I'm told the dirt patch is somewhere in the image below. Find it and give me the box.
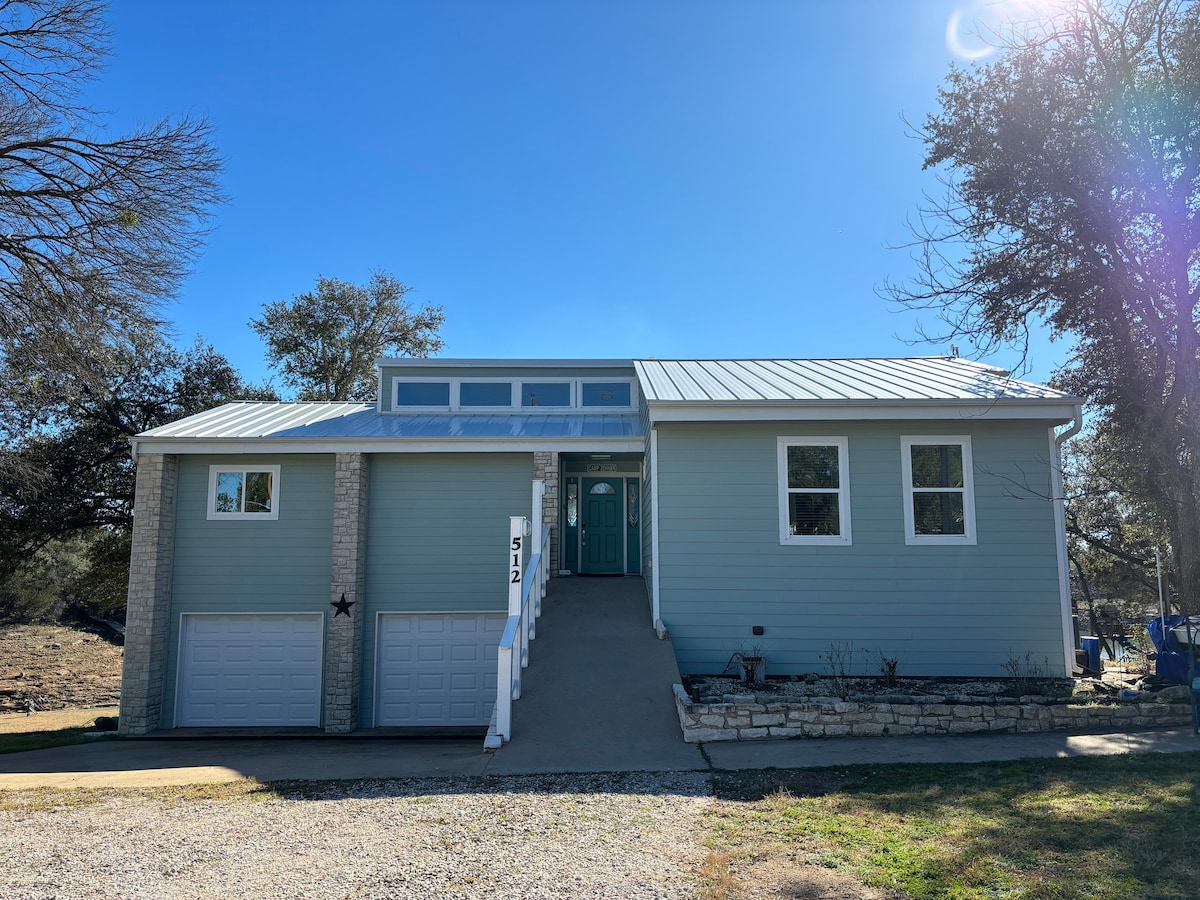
[0,624,122,713]
[0,706,120,734]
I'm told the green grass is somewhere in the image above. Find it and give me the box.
[0,725,112,755]
[707,752,1200,899]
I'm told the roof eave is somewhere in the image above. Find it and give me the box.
[131,435,645,456]
[645,397,1081,423]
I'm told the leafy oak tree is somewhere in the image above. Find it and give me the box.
[250,271,445,401]
[888,0,1200,612]
[0,0,222,346]
[0,316,275,619]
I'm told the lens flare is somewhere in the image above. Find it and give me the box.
[946,9,997,60]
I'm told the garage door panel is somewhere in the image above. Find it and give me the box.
[450,644,481,663]
[376,613,505,727]
[417,618,447,635]
[449,672,480,691]
[177,614,323,727]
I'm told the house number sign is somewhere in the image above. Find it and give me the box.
[586,464,617,472]
[510,535,522,584]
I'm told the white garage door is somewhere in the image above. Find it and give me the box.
[376,613,504,726]
[176,613,323,727]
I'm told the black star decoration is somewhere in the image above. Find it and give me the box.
[331,594,356,618]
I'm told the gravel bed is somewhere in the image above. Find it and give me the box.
[1,772,713,899]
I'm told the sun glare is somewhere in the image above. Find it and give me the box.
[946,0,1070,61]
[946,9,997,60]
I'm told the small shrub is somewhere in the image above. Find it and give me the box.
[1002,650,1051,694]
[821,641,855,698]
[868,648,901,687]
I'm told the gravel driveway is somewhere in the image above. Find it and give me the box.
[1,772,713,899]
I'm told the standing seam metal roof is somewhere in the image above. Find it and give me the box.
[137,357,1074,441]
[137,403,641,440]
[633,357,1074,403]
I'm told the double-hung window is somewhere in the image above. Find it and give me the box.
[208,465,280,520]
[901,436,976,544]
[777,437,851,545]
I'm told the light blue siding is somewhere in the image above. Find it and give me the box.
[163,455,335,725]
[655,421,1066,677]
[360,453,534,725]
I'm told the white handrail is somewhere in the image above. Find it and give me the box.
[487,483,552,748]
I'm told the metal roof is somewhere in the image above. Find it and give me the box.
[137,402,373,439]
[633,358,1074,403]
[137,357,1076,449]
[137,402,641,441]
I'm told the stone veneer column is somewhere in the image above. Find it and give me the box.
[118,453,178,735]
[324,452,369,732]
[533,451,559,575]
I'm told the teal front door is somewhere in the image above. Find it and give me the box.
[581,478,623,574]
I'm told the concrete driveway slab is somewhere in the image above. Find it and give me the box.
[0,738,492,789]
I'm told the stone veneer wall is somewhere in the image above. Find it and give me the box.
[324,452,369,733]
[673,684,1192,743]
[119,453,178,735]
[533,451,559,575]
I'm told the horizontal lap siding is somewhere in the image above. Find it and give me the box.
[656,422,1065,677]
[360,453,533,726]
[164,455,335,725]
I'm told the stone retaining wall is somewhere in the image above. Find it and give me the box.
[673,684,1192,743]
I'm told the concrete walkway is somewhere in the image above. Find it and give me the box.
[491,575,700,773]
[0,574,1196,789]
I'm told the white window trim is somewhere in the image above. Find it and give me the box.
[518,379,576,410]
[576,377,637,411]
[391,377,452,412]
[900,435,976,545]
[455,377,517,411]
[207,465,281,521]
[777,436,852,546]
[388,376,638,414]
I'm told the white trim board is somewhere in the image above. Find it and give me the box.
[646,401,1079,423]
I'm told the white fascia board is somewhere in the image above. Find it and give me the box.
[132,437,645,455]
[645,400,1080,424]
[377,357,633,369]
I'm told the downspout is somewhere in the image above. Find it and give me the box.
[1050,404,1084,676]
[129,438,139,462]
[650,427,663,635]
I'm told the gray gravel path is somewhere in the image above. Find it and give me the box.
[1,773,713,899]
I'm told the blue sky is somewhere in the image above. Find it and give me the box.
[86,0,1067,388]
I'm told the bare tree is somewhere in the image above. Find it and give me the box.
[0,0,222,343]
